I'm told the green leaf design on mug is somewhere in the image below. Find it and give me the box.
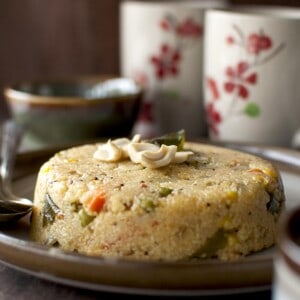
[161,89,180,101]
[244,102,260,118]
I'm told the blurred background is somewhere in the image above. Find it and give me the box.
[0,0,299,121]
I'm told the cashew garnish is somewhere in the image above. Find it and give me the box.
[94,134,142,161]
[93,140,122,162]
[127,142,160,164]
[173,151,194,163]
[94,134,194,168]
[140,145,177,168]
[110,138,131,158]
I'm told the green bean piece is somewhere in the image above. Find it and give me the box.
[191,229,228,259]
[159,186,173,197]
[79,208,95,227]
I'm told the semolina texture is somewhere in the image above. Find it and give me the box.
[30,142,285,261]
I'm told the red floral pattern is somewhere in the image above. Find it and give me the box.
[205,77,222,135]
[150,44,181,79]
[133,70,149,88]
[247,33,272,55]
[137,101,154,122]
[206,103,222,136]
[160,16,202,38]
[207,77,219,100]
[132,13,203,137]
[224,61,257,99]
[160,19,171,31]
[226,36,235,45]
[205,26,285,137]
[151,14,202,80]
[176,18,202,37]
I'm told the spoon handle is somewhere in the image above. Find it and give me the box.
[0,120,24,197]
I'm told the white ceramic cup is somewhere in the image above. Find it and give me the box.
[204,7,300,147]
[120,0,228,138]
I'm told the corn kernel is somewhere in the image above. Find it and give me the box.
[41,165,51,173]
[67,158,78,163]
[220,215,232,228]
[228,234,238,246]
[262,168,277,178]
[226,190,238,201]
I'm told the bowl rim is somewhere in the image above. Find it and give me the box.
[4,75,143,106]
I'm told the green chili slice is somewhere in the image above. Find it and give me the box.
[43,193,62,226]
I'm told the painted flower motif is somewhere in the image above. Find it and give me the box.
[224,61,257,99]
[160,19,171,31]
[132,101,158,138]
[160,16,202,38]
[226,35,235,45]
[133,70,148,88]
[150,14,202,80]
[247,33,272,55]
[137,101,154,122]
[205,25,284,135]
[176,18,202,38]
[150,44,181,79]
[207,77,219,101]
[206,103,222,136]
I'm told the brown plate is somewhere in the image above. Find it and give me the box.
[0,144,299,296]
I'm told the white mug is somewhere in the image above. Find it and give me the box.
[120,0,228,138]
[204,6,300,147]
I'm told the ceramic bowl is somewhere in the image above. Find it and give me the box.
[4,75,143,148]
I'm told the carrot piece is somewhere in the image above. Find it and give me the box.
[87,193,106,213]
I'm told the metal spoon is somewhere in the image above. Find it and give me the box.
[0,120,33,222]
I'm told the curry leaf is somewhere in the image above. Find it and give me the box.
[148,129,185,151]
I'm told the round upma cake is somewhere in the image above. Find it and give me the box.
[30,137,285,261]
